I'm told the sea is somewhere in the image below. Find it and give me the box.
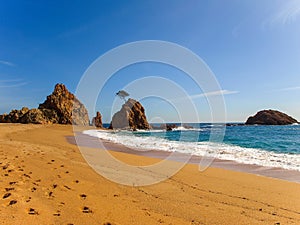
[83,123,300,172]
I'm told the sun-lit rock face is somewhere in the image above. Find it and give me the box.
[0,83,89,125]
[110,98,150,130]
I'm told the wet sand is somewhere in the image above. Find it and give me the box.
[0,124,299,224]
[69,131,300,183]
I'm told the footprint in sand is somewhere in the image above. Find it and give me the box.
[63,185,71,190]
[5,187,14,192]
[3,193,11,199]
[53,210,61,216]
[28,208,38,215]
[79,194,87,200]
[2,164,9,170]
[82,206,92,213]
[44,189,54,198]
[8,200,17,206]
[31,187,37,192]
[23,173,31,179]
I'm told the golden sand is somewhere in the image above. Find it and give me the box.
[0,124,299,224]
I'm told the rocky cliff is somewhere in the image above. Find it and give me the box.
[245,110,298,125]
[110,98,150,130]
[0,83,89,125]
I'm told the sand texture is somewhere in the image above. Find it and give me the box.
[0,124,299,225]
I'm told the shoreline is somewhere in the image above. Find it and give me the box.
[70,131,300,184]
[1,124,300,224]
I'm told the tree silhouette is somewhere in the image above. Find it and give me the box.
[116,90,129,102]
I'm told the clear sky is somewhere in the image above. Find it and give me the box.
[1,0,300,123]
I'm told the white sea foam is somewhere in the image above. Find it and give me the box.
[83,129,300,171]
[172,126,203,131]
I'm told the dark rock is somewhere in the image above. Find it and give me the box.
[245,110,298,125]
[110,98,150,130]
[91,111,103,128]
[166,124,178,131]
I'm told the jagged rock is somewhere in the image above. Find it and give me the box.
[110,98,150,130]
[0,107,29,123]
[92,111,103,128]
[166,124,178,131]
[19,109,54,124]
[38,83,89,125]
[0,114,6,123]
[245,110,298,125]
[0,83,89,125]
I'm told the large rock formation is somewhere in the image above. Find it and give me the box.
[92,111,103,128]
[39,83,89,125]
[110,98,150,130]
[0,83,89,125]
[245,110,298,125]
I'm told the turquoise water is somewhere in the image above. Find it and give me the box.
[86,123,300,171]
[103,123,300,154]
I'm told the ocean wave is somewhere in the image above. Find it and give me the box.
[83,129,300,171]
[171,126,203,131]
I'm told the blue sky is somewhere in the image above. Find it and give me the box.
[1,0,300,122]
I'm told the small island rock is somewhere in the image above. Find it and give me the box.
[245,110,298,125]
[110,98,150,130]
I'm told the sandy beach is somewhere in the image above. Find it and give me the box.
[0,124,300,225]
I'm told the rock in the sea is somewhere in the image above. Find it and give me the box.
[110,98,150,130]
[92,111,103,128]
[0,83,89,125]
[38,83,89,125]
[245,110,298,125]
[163,124,178,131]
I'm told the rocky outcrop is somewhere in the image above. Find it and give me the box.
[0,83,89,125]
[110,98,150,130]
[92,111,103,128]
[19,108,59,124]
[38,83,89,125]
[0,107,57,124]
[0,107,29,123]
[245,110,298,125]
[158,124,178,131]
